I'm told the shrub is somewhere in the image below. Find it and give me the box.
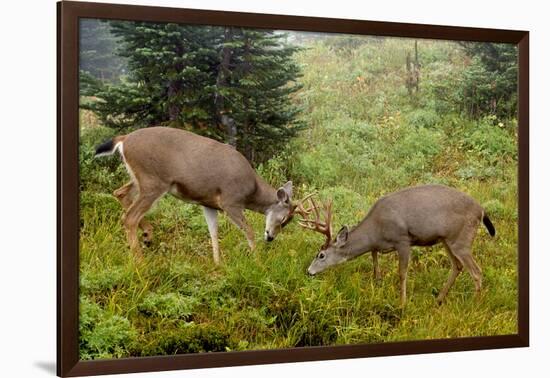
[296,146,344,187]
[140,324,235,355]
[256,150,294,187]
[391,127,443,181]
[462,118,516,163]
[80,267,128,294]
[79,297,137,359]
[139,292,199,320]
[456,160,500,181]
[405,108,441,128]
[482,199,515,220]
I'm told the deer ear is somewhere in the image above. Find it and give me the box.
[277,181,292,203]
[276,188,289,203]
[283,181,293,198]
[336,226,349,244]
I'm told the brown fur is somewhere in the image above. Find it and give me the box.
[307,185,494,307]
[99,127,293,263]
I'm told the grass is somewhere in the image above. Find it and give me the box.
[78,37,518,359]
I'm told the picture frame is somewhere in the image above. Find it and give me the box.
[57,1,529,376]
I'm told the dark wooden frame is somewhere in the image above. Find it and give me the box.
[57,1,529,376]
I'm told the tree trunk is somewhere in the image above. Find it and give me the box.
[414,40,420,93]
[405,41,420,97]
[222,114,237,146]
[167,81,180,122]
[242,36,255,163]
[406,52,412,96]
[215,27,237,146]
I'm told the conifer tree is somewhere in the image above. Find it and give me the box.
[214,28,303,162]
[81,22,303,164]
[81,21,220,131]
[458,42,517,118]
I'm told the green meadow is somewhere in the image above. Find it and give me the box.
[79,37,518,359]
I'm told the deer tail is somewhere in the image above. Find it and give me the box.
[482,213,496,237]
[94,135,126,157]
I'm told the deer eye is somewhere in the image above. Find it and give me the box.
[318,252,326,260]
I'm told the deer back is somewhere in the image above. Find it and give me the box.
[357,184,485,248]
[122,127,262,209]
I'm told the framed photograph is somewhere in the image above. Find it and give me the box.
[57,1,529,376]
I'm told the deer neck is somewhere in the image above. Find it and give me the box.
[247,177,278,214]
[345,228,374,258]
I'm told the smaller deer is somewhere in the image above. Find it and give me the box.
[297,185,495,307]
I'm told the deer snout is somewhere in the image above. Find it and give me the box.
[264,230,274,242]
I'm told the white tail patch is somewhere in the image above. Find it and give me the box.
[118,142,138,184]
[94,151,114,158]
[94,140,124,158]
[114,141,123,154]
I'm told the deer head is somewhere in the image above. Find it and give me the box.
[295,196,354,275]
[264,181,294,241]
[306,225,353,275]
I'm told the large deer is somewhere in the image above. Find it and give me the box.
[95,126,298,264]
[297,185,495,307]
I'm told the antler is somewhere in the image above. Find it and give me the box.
[291,192,316,218]
[295,196,333,248]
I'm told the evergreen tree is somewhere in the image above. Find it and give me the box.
[81,22,303,164]
[214,28,303,162]
[81,21,221,132]
[458,42,518,118]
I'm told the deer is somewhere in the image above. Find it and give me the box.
[296,185,496,307]
[95,126,301,264]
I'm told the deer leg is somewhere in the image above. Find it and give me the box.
[372,251,382,282]
[460,253,483,294]
[436,242,464,304]
[447,231,482,297]
[203,206,220,265]
[396,245,411,308]
[122,190,164,259]
[114,181,154,246]
[223,206,256,250]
